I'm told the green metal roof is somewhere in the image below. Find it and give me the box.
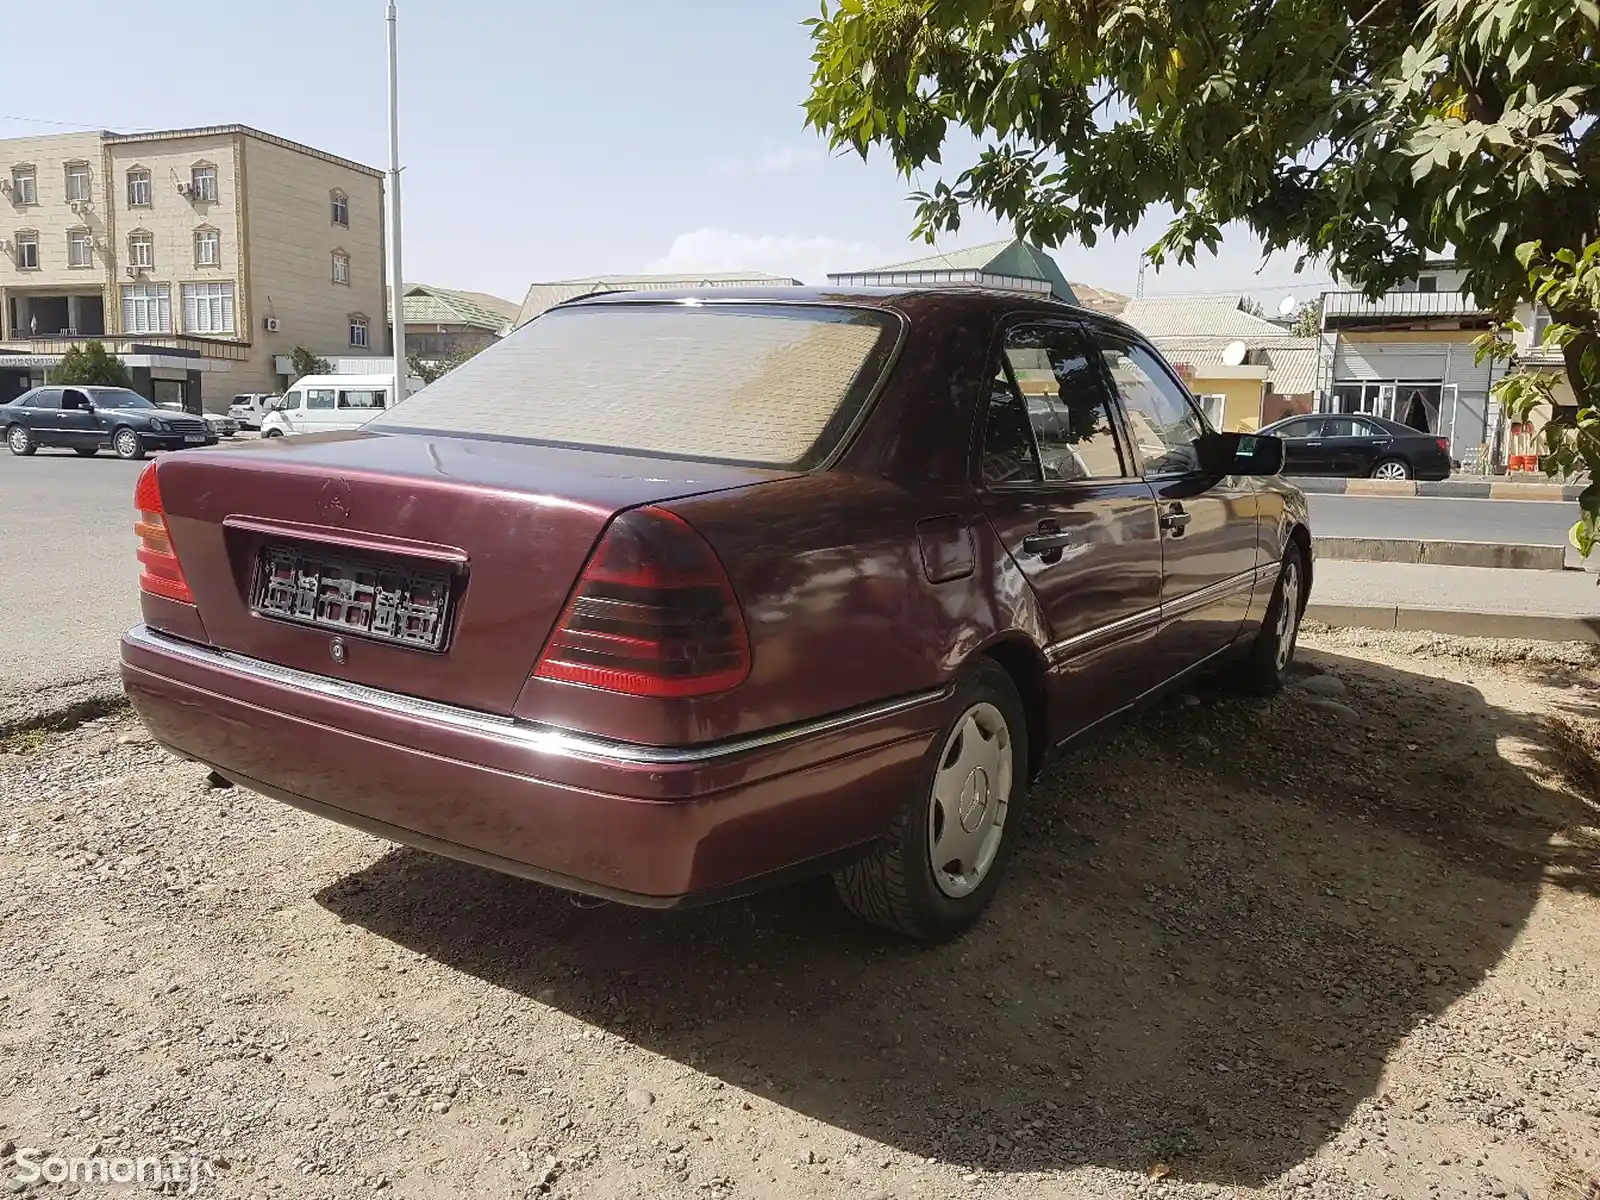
[401,284,519,333]
[831,238,1078,303]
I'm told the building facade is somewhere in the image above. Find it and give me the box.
[0,125,388,410]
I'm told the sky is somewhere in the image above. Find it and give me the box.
[2,0,1335,312]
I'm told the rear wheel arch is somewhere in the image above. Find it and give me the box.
[972,634,1049,780]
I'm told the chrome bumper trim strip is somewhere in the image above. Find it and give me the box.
[123,625,952,766]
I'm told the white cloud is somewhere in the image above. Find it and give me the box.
[647,228,882,284]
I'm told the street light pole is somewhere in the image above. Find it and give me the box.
[386,0,407,400]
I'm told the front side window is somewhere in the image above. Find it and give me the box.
[331,190,349,227]
[369,303,902,470]
[121,283,172,334]
[11,166,36,206]
[128,231,154,270]
[191,163,217,202]
[992,324,1127,484]
[337,388,386,410]
[1273,417,1321,439]
[84,389,154,410]
[182,282,234,334]
[67,228,92,268]
[15,230,38,269]
[127,168,151,208]
[195,227,220,267]
[332,250,350,285]
[1089,331,1208,476]
[306,388,337,410]
[64,162,91,203]
[348,315,368,348]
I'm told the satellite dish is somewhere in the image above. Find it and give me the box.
[1222,340,1249,367]
[1278,295,1298,317]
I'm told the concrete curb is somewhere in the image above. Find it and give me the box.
[1305,602,1600,643]
[1287,476,1583,501]
[1312,536,1567,571]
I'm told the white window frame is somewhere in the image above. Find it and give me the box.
[67,229,92,268]
[195,228,220,268]
[11,166,36,206]
[1197,393,1227,429]
[331,250,350,285]
[121,283,172,335]
[181,282,235,335]
[128,231,154,270]
[190,163,218,203]
[15,231,39,269]
[127,169,151,208]
[331,190,349,227]
[348,315,369,348]
[64,162,91,204]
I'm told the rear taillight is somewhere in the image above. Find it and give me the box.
[1436,438,1450,453]
[133,463,193,604]
[535,506,750,698]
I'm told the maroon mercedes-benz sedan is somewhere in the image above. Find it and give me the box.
[120,288,1310,939]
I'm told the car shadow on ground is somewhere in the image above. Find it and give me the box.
[317,648,1598,1187]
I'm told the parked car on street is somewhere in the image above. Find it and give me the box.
[258,374,400,438]
[119,288,1310,939]
[202,413,239,439]
[3,386,216,459]
[1259,412,1452,481]
[227,393,282,431]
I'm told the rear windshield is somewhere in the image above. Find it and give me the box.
[368,302,901,468]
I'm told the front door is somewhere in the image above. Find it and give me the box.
[976,321,1162,742]
[1084,327,1261,677]
[57,388,97,448]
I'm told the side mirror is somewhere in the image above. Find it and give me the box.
[1196,431,1284,477]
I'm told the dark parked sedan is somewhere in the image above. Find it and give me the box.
[1260,412,1452,481]
[3,386,216,459]
[120,287,1312,939]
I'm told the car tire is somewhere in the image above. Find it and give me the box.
[1228,543,1306,695]
[113,428,146,460]
[74,447,98,457]
[1370,457,1412,481]
[6,424,35,456]
[833,658,1029,940]
[264,428,283,438]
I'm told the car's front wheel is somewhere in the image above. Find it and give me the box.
[1370,457,1412,481]
[833,659,1028,940]
[1228,543,1306,694]
[113,428,146,460]
[6,425,35,456]
[264,428,284,438]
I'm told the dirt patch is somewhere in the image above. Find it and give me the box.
[0,631,1598,1199]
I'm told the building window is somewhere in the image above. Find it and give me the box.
[64,162,91,204]
[1533,306,1553,346]
[195,227,220,267]
[128,231,154,271]
[182,282,235,335]
[190,163,217,202]
[331,249,350,285]
[349,314,369,348]
[331,190,349,227]
[67,228,92,268]
[127,168,151,208]
[10,165,36,206]
[1417,275,1438,294]
[14,230,39,269]
[121,283,172,334]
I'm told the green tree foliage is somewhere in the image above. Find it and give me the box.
[805,0,1600,539]
[289,346,332,382]
[1290,299,1323,339]
[52,342,132,388]
[407,341,486,387]
[1240,297,1267,319]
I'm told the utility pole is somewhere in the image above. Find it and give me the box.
[386,0,407,400]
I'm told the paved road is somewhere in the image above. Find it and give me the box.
[0,450,143,722]
[1308,493,1577,545]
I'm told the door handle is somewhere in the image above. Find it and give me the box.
[1160,505,1192,536]
[1022,530,1073,555]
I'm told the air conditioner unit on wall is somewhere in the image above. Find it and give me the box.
[264,317,281,333]
[177,182,192,197]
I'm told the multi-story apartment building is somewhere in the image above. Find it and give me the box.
[0,125,387,410]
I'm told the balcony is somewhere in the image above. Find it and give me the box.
[0,333,251,362]
[1322,290,1489,327]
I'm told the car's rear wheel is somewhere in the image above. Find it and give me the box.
[6,425,35,456]
[1370,457,1412,481]
[113,428,146,460]
[1227,543,1305,695]
[833,659,1028,940]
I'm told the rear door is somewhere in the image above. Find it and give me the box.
[1084,324,1260,677]
[976,320,1162,736]
[23,388,64,445]
[1322,415,1386,475]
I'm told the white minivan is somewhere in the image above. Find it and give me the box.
[259,374,406,438]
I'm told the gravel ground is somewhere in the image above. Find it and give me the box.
[1,629,1598,1200]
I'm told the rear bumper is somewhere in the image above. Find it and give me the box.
[120,625,947,905]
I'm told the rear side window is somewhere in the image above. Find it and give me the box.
[338,389,387,410]
[24,390,61,410]
[369,303,901,469]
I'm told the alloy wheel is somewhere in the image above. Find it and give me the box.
[8,427,26,453]
[1275,558,1302,672]
[1372,460,1411,481]
[927,702,1013,899]
[116,430,138,458]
